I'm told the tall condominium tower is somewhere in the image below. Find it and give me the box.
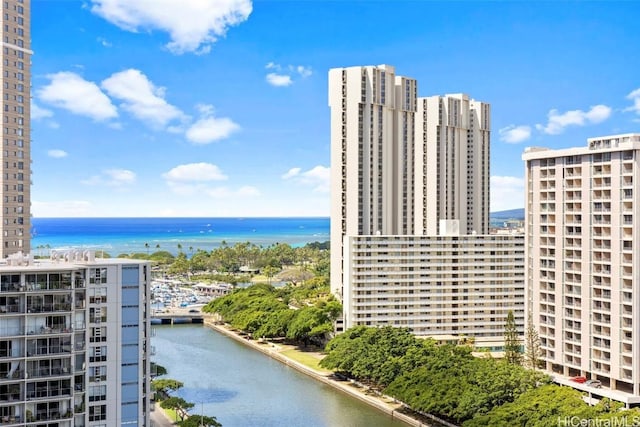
[1,0,31,257]
[524,134,640,403]
[0,251,151,425]
[328,65,417,297]
[329,65,521,346]
[415,94,491,236]
[329,65,491,298]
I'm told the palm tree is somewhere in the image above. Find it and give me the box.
[145,243,150,255]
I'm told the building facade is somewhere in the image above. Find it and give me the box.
[328,65,491,298]
[524,133,640,400]
[342,234,524,348]
[329,64,418,297]
[0,0,31,257]
[0,250,151,426]
[328,64,523,344]
[415,94,490,236]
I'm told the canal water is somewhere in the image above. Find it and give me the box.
[152,324,409,427]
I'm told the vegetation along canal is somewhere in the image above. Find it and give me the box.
[152,324,409,427]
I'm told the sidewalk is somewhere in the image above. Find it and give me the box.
[204,320,453,427]
[150,405,175,427]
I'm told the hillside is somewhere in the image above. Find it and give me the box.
[490,208,524,219]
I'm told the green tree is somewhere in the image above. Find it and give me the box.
[145,242,150,255]
[504,310,522,365]
[524,314,542,370]
[169,253,190,275]
[178,415,222,427]
[150,362,167,377]
[262,266,279,285]
[151,378,183,397]
[161,397,194,421]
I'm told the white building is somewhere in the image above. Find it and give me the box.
[0,250,151,425]
[523,133,640,403]
[0,0,31,257]
[343,234,524,348]
[329,64,418,298]
[329,64,521,345]
[415,94,491,236]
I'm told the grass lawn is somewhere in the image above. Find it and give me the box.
[157,401,183,424]
[281,349,332,373]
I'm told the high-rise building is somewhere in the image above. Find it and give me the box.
[1,0,31,257]
[0,250,152,425]
[329,65,417,297]
[329,65,523,347]
[524,133,640,403]
[415,94,490,236]
[329,65,491,298]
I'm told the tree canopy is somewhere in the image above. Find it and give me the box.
[320,326,549,424]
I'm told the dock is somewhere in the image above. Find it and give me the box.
[150,307,207,325]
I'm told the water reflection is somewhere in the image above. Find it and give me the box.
[152,324,408,427]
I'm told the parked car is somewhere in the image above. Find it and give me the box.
[585,379,602,388]
[571,376,587,383]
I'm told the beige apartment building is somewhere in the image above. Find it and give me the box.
[0,0,31,257]
[342,233,524,348]
[329,64,523,344]
[524,133,640,402]
[415,94,491,236]
[328,65,491,298]
[328,65,418,298]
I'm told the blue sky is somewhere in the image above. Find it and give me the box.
[31,0,640,217]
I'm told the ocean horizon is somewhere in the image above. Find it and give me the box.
[31,217,330,257]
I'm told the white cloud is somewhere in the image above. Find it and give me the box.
[90,0,252,54]
[536,104,612,135]
[491,176,525,212]
[82,168,136,186]
[237,185,260,196]
[101,69,185,128]
[97,36,112,47]
[32,200,93,217]
[37,72,118,121]
[162,163,228,182]
[185,104,240,144]
[498,125,531,144]
[47,149,68,158]
[283,165,330,193]
[296,65,312,78]
[162,163,259,198]
[625,88,640,115]
[264,62,312,87]
[266,73,293,87]
[31,102,54,120]
[282,167,301,179]
[104,169,136,185]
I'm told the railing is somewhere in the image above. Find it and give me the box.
[0,305,22,315]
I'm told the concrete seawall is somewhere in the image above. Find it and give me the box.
[204,320,457,427]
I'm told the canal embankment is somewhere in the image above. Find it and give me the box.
[204,318,457,427]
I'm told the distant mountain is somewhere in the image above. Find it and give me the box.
[490,208,524,219]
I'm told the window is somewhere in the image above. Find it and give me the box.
[89,404,107,421]
[90,268,108,284]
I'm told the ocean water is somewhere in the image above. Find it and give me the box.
[30,217,330,256]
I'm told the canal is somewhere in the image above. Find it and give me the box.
[152,324,409,427]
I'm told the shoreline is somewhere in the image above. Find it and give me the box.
[204,319,456,427]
